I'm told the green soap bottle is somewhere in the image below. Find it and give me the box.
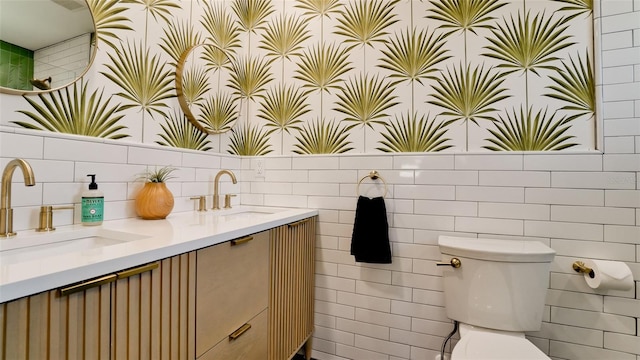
[82,174,104,226]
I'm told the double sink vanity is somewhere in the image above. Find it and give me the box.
[0,204,318,360]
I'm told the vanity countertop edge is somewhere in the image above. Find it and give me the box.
[0,206,318,303]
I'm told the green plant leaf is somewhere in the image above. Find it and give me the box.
[227,124,273,156]
[227,55,275,102]
[201,2,242,53]
[293,117,354,154]
[294,42,353,93]
[295,0,342,19]
[482,10,575,76]
[335,73,400,129]
[121,0,181,24]
[378,27,451,85]
[155,110,213,151]
[136,165,178,182]
[258,84,311,134]
[544,50,595,120]
[483,106,578,151]
[13,81,129,139]
[195,93,240,133]
[377,112,454,152]
[334,0,400,47]
[426,0,507,36]
[259,14,311,61]
[86,0,133,50]
[428,63,510,125]
[552,0,593,20]
[159,19,203,67]
[100,40,176,118]
[231,0,275,34]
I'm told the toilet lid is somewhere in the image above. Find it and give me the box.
[452,330,550,360]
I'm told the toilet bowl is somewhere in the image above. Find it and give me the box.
[438,236,555,360]
[451,323,549,360]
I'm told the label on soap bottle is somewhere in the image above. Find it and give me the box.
[82,196,104,224]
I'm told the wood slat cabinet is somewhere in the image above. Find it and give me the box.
[1,216,316,360]
[111,253,196,360]
[0,253,195,360]
[269,217,316,360]
[0,281,112,359]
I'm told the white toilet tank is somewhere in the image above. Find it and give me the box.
[438,236,555,332]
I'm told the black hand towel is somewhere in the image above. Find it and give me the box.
[350,196,392,264]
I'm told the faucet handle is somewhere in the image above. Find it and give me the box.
[190,196,207,212]
[224,194,237,209]
[36,205,75,232]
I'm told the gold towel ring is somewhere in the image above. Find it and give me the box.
[357,171,388,198]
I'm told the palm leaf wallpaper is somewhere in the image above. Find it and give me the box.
[159,19,203,67]
[201,2,242,54]
[155,110,213,151]
[482,11,575,77]
[86,0,133,50]
[100,40,175,119]
[484,106,578,151]
[8,0,595,153]
[13,81,129,139]
[426,0,507,36]
[377,112,454,152]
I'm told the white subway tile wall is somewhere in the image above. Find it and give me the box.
[0,3,638,360]
[34,34,91,88]
[0,127,241,227]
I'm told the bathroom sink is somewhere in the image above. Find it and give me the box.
[217,210,278,222]
[173,207,286,226]
[0,228,148,265]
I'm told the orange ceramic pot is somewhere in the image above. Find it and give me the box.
[135,182,174,220]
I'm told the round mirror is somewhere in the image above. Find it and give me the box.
[0,0,95,95]
[175,44,241,135]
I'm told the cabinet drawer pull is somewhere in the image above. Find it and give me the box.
[228,323,251,340]
[288,218,311,228]
[230,236,253,246]
[116,261,159,279]
[59,274,117,296]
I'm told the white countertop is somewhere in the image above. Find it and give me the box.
[0,206,318,303]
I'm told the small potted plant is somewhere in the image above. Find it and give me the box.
[135,166,177,220]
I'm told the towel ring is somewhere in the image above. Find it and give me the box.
[357,171,388,198]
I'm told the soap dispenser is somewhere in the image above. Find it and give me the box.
[82,174,104,226]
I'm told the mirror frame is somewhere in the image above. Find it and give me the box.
[0,0,97,95]
[175,43,239,135]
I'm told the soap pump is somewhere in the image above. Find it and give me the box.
[82,174,104,226]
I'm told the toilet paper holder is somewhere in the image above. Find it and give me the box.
[572,261,595,278]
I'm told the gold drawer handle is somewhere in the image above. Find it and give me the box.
[116,262,159,279]
[230,236,253,246]
[59,262,159,296]
[59,274,117,296]
[288,218,311,227]
[228,323,251,340]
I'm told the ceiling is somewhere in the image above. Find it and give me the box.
[0,0,94,51]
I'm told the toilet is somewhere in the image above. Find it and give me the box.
[438,236,556,360]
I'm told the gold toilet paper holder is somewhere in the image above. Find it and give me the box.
[572,261,595,278]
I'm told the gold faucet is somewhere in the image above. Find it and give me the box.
[1,159,36,237]
[213,170,237,210]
